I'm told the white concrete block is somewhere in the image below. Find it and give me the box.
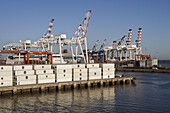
[14,65,33,70]
[56,77,72,83]
[0,66,12,71]
[17,75,36,81]
[15,70,34,75]
[73,68,87,73]
[86,64,99,68]
[56,73,72,78]
[72,64,85,68]
[38,79,55,84]
[54,69,72,75]
[37,74,55,79]
[0,71,13,76]
[52,64,72,70]
[0,75,13,81]
[35,69,53,74]
[73,75,87,81]
[17,79,36,86]
[88,68,101,80]
[0,81,13,87]
[34,65,51,70]
[102,72,115,79]
[100,63,115,68]
[102,67,115,72]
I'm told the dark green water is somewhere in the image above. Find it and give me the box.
[1,72,170,113]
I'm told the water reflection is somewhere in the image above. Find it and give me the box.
[0,86,115,112]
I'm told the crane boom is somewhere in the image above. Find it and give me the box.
[83,10,92,35]
[100,39,106,51]
[92,40,99,52]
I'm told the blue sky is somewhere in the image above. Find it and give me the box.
[0,0,170,60]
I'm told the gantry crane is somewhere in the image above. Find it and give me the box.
[69,10,92,63]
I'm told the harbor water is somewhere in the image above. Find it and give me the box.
[1,72,170,112]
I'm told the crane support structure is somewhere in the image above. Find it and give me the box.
[0,50,53,64]
[102,28,145,62]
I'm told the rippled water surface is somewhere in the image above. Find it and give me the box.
[1,72,170,113]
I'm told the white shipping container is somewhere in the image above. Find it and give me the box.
[54,69,72,75]
[57,73,72,79]
[102,72,115,79]
[14,65,33,70]
[73,75,87,81]
[34,65,51,70]
[17,75,36,81]
[15,70,34,75]
[35,69,53,74]
[0,81,13,87]
[102,68,115,72]
[100,63,115,68]
[17,79,36,86]
[38,74,55,79]
[0,71,13,76]
[72,64,85,68]
[52,64,72,70]
[86,64,99,68]
[38,79,55,84]
[0,66,12,71]
[0,75,13,81]
[73,72,87,77]
[88,68,101,80]
[56,77,72,83]
[73,68,87,73]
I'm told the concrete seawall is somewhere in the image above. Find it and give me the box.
[0,77,135,95]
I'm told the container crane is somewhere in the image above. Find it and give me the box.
[99,39,106,51]
[135,28,142,54]
[69,10,92,63]
[92,40,99,53]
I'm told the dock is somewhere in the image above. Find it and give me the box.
[0,77,135,95]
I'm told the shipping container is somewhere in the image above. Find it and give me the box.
[0,66,12,71]
[56,77,72,83]
[54,69,72,75]
[86,64,99,68]
[0,81,13,87]
[0,75,13,81]
[99,63,115,68]
[102,72,115,79]
[34,65,51,70]
[35,69,53,75]
[102,68,115,72]
[56,73,72,79]
[17,80,36,86]
[14,65,33,70]
[0,71,13,76]
[88,68,101,80]
[16,75,36,81]
[38,79,55,84]
[72,64,85,68]
[73,68,87,73]
[14,70,34,75]
[37,74,55,79]
[73,72,88,81]
[52,64,72,70]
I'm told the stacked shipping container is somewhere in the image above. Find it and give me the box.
[14,65,36,85]
[34,65,55,84]
[0,66,13,87]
